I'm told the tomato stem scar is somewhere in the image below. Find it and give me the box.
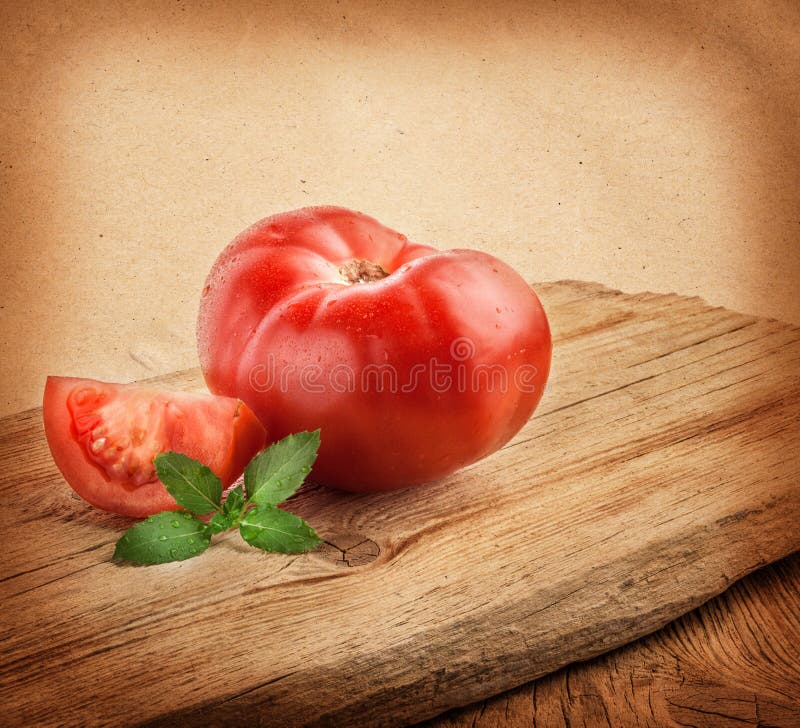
[338,259,389,284]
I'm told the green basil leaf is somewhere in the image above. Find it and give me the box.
[244,430,320,506]
[222,484,245,519]
[113,512,211,564]
[207,512,232,535]
[155,452,222,515]
[239,505,322,554]
[206,484,245,534]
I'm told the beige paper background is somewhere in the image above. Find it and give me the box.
[1,0,798,417]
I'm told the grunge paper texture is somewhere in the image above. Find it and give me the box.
[1,0,798,416]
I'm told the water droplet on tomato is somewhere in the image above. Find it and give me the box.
[169,549,179,559]
[171,519,181,528]
[159,535,168,541]
[187,537,195,545]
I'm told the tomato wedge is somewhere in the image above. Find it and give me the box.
[43,376,267,517]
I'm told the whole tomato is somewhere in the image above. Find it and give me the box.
[197,206,551,491]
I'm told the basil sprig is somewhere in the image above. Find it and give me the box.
[113,430,322,565]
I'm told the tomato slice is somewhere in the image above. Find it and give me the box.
[43,376,267,517]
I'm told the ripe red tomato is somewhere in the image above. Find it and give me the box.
[43,377,266,517]
[198,206,551,492]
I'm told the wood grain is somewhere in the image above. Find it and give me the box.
[1,280,799,727]
[426,552,800,727]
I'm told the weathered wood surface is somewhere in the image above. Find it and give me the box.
[427,552,800,727]
[0,280,798,727]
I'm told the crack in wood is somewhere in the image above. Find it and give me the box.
[626,321,760,369]
[318,534,380,567]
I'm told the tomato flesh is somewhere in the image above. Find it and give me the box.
[43,377,267,517]
[197,206,552,492]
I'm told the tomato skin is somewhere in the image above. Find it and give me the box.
[43,377,267,517]
[198,206,551,492]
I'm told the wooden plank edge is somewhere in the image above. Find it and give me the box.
[141,492,800,727]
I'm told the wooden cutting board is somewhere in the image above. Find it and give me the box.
[1,280,798,727]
